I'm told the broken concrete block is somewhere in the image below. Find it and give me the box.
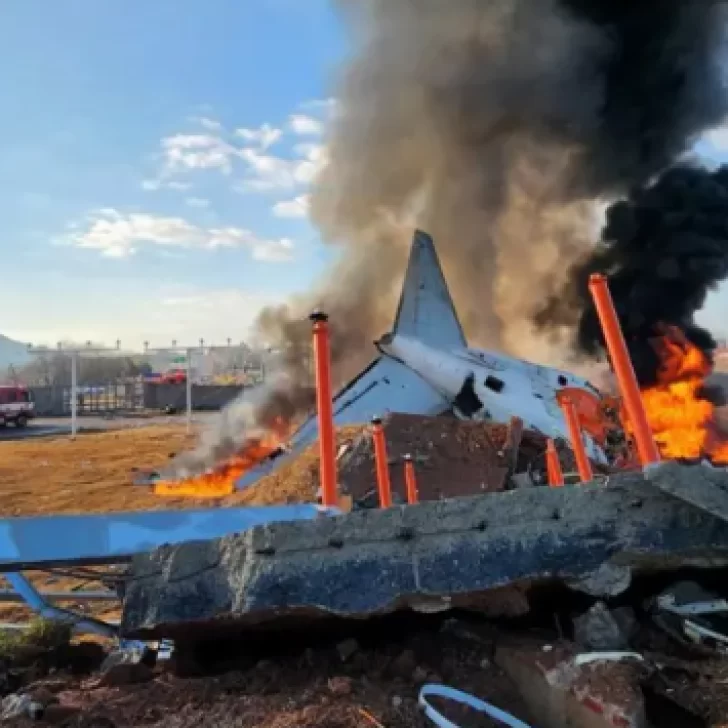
[121,471,728,641]
[495,639,647,728]
[574,602,630,651]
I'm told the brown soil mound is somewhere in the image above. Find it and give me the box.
[336,413,551,504]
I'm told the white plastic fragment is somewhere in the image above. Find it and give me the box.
[574,651,645,667]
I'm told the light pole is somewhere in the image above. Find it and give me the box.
[142,341,207,433]
[27,340,122,439]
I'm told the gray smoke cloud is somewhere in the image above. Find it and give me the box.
[170,0,728,477]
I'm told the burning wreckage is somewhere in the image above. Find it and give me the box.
[4,230,728,639]
[119,230,728,646]
[4,225,728,723]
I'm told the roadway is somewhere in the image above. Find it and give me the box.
[0,412,220,441]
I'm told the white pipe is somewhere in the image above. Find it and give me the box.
[419,684,532,728]
[574,651,644,667]
[70,351,78,439]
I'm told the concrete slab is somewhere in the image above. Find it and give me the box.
[121,468,728,641]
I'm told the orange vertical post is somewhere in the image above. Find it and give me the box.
[545,438,564,487]
[371,417,393,508]
[588,274,661,467]
[561,397,594,482]
[309,311,338,508]
[404,453,419,504]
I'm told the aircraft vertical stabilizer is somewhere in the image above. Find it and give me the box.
[391,230,467,350]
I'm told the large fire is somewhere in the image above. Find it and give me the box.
[154,418,291,498]
[638,326,728,464]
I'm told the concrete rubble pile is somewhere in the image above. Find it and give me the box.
[121,464,728,641]
[5,417,728,725]
[334,413,582,506]
[113,441,728,726]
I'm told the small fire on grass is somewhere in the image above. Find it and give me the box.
[154,418,291,498]
[636,325,728,464]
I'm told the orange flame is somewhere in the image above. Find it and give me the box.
[154,418,291,498]
[638,326,728,463]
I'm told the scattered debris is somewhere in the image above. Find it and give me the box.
[651,580,728,657]
[335,413,581,504]
[495,638,648,728]
[573,602,632,651]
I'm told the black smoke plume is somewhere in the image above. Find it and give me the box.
[538,164,728,386]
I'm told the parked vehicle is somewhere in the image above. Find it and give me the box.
[160,368,187,384]
[0,386,35,428]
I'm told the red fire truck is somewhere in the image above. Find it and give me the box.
[0,386,35,428]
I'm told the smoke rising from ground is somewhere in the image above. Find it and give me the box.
[172,0,728,476]
[538,164,728,386]
[272,0,728,366]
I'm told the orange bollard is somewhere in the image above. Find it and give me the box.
[545,438,564,487]
[588,274,661,467]
[371,417,393,508]
[404,454,418,504]
[560,397,594,482]
[309,311,338,508]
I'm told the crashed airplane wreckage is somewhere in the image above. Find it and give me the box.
[118,231,728,640]
[2,230,728,647]
[235,229,611,493]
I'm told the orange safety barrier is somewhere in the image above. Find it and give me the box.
[560,396,594,482]
[545,438,564,487]
[371,417,393,508]
[309,311,338,508]
[556,387,610,447]
[404,454,418,504]
[588,274,661,467]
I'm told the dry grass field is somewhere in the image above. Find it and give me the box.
[0,420,332,625]
[0,425,199,518]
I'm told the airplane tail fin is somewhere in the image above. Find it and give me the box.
[391,230,467,350]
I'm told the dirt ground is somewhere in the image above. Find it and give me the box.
[6,617,531,728]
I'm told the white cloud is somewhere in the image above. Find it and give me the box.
[3,284,280,351]
[167,181,192,191]
[149,101,332,193]
[141,178,192,192]
[234,123,282,150]
[289,114,324,136]
[195,116,223,132]
[238,148,300,191]
[186,197,210,208]
[206,227,295,261]
[238,143,327,192]
[301,98,337,113]
[272,194,310,218]
[69,209,294,262]
[162,133,236,173]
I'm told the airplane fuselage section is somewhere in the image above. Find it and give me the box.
[377,334,607,463]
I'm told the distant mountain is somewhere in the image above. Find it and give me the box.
[0,335,31,369]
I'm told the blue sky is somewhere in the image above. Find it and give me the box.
[0,0,344,348]
[1,1,727,352]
